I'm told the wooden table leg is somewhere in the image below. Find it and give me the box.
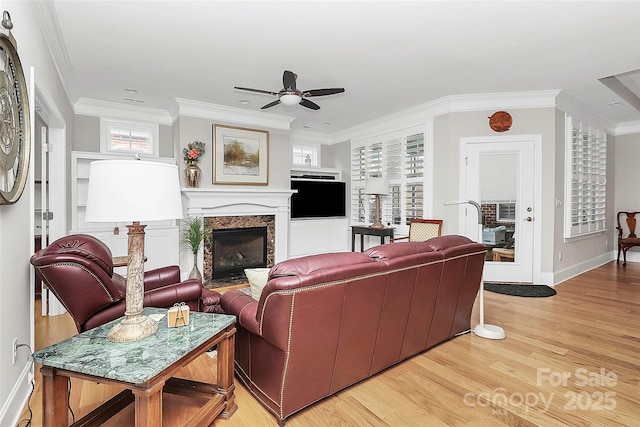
[41,367,69,427]
[216,325,238,419]
[132,381,164,427]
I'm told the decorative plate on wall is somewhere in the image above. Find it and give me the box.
[488,111,512,132]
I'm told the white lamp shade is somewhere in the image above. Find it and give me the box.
[365,177,389,195]
[85,160,184,222]
[280,94,302,106]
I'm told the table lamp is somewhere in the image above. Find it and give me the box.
[365,177,388,229]
[85,159,184,342]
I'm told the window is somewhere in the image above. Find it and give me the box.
[292,144,319,166]
[351,128,426,229]
[100,118,159,156]
[564,115,607,239]
[497,202,516,222]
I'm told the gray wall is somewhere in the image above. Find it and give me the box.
[174,116,291,190]
[613,131,640,257]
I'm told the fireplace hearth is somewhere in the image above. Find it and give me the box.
[212,226,267,279]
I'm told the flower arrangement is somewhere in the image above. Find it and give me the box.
[183,141,205,164]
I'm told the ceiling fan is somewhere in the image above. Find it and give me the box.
[234,70,345,110]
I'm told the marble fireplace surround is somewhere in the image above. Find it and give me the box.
[181,188,294,284]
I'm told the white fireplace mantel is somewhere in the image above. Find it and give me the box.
[181,188,294,265]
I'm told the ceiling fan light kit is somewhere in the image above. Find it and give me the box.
[280,93,302,106]
[235,70,344,110]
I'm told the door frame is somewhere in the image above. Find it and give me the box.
[458,134,543,284]
[33,81,67,318]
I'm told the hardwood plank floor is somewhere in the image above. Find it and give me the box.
[18,261,639,426]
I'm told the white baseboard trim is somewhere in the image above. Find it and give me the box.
[617,249,640,265]
[0,363,34,427]
[553,252,614,285]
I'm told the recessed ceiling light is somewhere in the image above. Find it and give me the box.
[303,125,315,129]
[608,101,622,107]
[239,99,250,105]
[124,88,139,94]
[322,122,332,126]
[124,97,144,103]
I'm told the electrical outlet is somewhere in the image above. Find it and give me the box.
[12,337,18,365]
[558,251,563,261]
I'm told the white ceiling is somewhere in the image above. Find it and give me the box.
[40,1,640,134]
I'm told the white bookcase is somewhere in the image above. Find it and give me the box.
[70,151,180,272]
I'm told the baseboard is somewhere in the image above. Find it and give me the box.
[553,252,614,285]
[618,249,640,264]
[0,362,34,427]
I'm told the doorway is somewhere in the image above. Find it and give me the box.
[33,84,67,316]
[461,135,541,283]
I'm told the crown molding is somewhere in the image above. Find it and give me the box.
[614,120,640,136]
[74,98,173,124]
[30,0,77,105]
[555,91,617,134]
[332,90,561,142]
[171,98,295,130]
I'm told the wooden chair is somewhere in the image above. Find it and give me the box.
[616,211,640,266]
[391,219,443,243]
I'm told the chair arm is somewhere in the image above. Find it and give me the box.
[143,266,181,291]
[143,278,203,309]
[220,290,260,335]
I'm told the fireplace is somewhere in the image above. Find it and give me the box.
[203,215,276,286]
[212,226,268,279]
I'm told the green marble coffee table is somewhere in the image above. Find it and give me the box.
[31,307,237,427]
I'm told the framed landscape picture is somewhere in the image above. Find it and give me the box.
[213,125,269,185]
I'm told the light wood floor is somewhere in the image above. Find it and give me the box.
[19,261,639,426]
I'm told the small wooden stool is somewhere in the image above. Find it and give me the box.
[493,248,515,262]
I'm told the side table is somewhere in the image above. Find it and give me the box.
[351,225,394,251]
[32,307,237,427]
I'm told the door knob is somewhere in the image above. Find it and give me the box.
[524,216,533,222]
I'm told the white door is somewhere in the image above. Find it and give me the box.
[464,139,536,283]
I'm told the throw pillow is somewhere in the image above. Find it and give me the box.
[245,268,270,300]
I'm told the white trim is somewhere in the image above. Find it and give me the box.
[556,91,618,134]
[74,98,173,124]
[614,120,640,136]
[333,90,560,143]
[171,98,295,130]
[181,188,295,273]
[553,252,613,285]
[30,0,77,105]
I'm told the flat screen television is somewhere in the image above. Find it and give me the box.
[291,179,346,219]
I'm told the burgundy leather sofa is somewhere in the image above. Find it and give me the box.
[220,235,487,425]
[31,234,222,333]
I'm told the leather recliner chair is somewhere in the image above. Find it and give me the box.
[31,233,222,333]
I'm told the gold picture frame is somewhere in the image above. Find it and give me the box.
[213,125,269,185]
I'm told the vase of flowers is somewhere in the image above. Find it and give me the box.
[183,141,205,187]
[182,216,204,282]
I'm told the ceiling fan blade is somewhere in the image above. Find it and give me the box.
[234,86,279,96]
[300,98,320,110]
[261,99,281,109]
[303,88,345,97]
[283,70,297,90]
